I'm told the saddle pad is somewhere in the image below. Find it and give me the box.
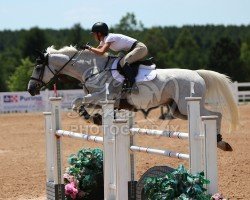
[111,58,157,83]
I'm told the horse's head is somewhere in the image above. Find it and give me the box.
[28,46,80,96]
[28,45,112,96]
[27,51,55,96]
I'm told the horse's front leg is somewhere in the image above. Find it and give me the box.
[71,96,103,125]
[72,97,91,119]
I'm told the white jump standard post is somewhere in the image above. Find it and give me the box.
[201,116,218,195]
[114,113,131,200]
[101,100,117,200]
[44,97,65,200]
[186,97,203,174]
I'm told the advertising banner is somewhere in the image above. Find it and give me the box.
[0,89,84,113]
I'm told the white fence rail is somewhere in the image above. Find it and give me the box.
[233,82,250,103]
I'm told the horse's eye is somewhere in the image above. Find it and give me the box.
[36,58,43,64]
[35,65,43,70]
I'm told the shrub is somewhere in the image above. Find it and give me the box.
[144,165,211,200]
[64,148,104,200]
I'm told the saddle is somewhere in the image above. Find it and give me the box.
[111,57,157,84]
[113,57,156,94]
[117,57,154,75]
[133,57,154,66]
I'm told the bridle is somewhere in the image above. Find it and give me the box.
[30,52,78,88]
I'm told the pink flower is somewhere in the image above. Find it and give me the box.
[63,173,75,182]
[212,193,226,200]
[65,182,78,199]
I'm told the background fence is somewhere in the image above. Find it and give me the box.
[233,82,250,103]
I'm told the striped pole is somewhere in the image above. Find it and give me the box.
[130,128,188,139]
[130,146,189,160]
[56,130,103,143]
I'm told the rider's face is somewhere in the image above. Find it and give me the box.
[93,33,98,41]
[93,32,103,41]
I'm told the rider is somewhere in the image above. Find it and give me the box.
[84,22,148,94]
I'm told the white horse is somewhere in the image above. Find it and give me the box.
[27,46,239,151]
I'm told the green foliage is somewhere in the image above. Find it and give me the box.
[68,23,84,47]
[208,37,245,81]
[65,148,104,200]
[169,28,203,69]
[240,39,250,80]
[21,27,48,60]
[7,58,33,91]
[240,42,250,65]
[143,27,169,67]
[114,12,144,34]
[144,165,211,200]
[0,47,22,91]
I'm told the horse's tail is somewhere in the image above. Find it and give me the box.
[196,69,239,132]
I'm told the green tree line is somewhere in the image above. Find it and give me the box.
[1,13,250,92]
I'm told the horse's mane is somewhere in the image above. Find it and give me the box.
[46,45,110,58]
[46,45,78,57]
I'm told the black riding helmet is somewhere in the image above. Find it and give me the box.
[91,22,109,36]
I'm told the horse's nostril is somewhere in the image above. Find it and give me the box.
[27,86,36,96]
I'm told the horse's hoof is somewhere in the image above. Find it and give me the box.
[217,141,233,151]
[92,114,102,125]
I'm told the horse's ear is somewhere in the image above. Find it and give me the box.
[35,49,46,65]
[35,49,45,59]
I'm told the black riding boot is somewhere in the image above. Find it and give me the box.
[122,62,139,94]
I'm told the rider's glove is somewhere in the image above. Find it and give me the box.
[81,42,92,50]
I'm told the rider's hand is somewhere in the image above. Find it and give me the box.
[81,42,92,50]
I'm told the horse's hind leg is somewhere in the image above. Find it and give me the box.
[200,105,233,151]
[160,100,187,120]
[177,98,233,151]
[168,101,188,120]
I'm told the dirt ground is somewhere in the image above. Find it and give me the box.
[0,104,249,200]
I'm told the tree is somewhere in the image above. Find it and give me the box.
[21,27,48,60]
[240,42,250,65]
[0,62,5,91]
[143,27,169,67]
[168,28,202,69]
[208,37,245,81]
[114,12,144,35]
[240,39,250,79]
[0,47,22,91]
[68,23,83,47]
[7,58,33,91]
